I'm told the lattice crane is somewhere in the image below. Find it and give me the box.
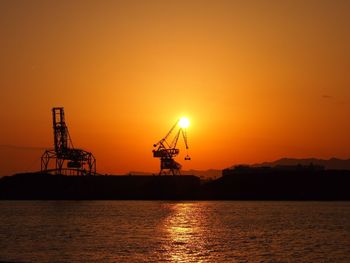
[153,118,191,175]
[41,107,96,175]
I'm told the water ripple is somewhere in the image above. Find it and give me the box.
[0,201,350,262]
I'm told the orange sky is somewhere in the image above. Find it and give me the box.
[0,0,349,176]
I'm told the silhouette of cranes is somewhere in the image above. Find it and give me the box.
[41,107,96,175]
[39,107,192,176]
[153,119,191,175]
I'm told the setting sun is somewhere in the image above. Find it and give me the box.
[178,117,190,129]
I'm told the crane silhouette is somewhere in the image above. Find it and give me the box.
[41,107,96,175]
[153,119,191,175]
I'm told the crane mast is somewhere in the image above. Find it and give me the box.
[153,119,191,175]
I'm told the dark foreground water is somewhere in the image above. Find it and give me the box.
[0,201,350,262]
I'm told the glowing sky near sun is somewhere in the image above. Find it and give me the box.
[0,0,349,176]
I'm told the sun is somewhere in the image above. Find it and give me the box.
[178,117,190,128]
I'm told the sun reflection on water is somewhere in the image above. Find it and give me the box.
[160,203,212,262]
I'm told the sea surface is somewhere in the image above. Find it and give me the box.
[0,201,350,262]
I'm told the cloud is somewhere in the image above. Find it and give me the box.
[322,95,333,99]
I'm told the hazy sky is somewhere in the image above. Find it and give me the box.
[0,0,349,176]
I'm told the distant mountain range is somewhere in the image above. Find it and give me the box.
[127,158,350,180]
[189,158,350,178]
[250,158,350,170]
[127,169,222,180]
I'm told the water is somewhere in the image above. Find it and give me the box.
[1,201,350,262]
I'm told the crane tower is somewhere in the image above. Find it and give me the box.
[153,118,191,175]
[41,107,96,175]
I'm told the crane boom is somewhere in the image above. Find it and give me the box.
[154,120,178,148]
